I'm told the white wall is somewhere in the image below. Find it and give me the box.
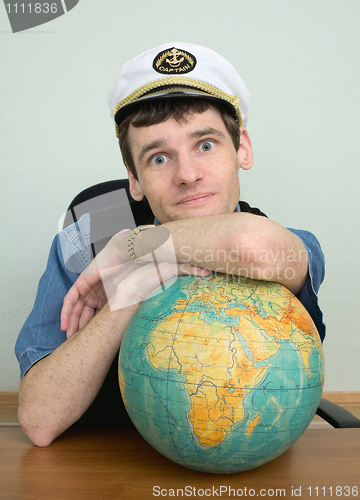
[1,0,359,392]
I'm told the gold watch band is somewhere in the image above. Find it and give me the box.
[127,225,158,260]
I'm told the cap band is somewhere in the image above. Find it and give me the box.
[112,76,242,138]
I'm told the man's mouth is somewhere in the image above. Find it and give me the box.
[176,193,214,205]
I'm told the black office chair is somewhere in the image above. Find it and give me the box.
[316,399,360,428]
[65,179,360,429]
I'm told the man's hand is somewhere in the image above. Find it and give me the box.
[61,229,135,337]
[61,228,210,338]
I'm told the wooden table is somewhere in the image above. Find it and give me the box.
[1,427,359,499]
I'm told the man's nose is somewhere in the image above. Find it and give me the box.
[173,154,204,185]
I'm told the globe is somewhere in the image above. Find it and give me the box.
[119,274,324,473]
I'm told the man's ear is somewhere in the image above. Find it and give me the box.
[238,127,253,171]
[126,167,145,201]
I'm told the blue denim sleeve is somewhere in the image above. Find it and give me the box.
[287,228,326,342]
[15,215,91,379]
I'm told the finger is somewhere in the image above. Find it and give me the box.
[66,311,81,339]
[65,299,86,338]
[60,286,80,332]
[67,297,100,338]
[78,305,96,331]
[60,311,69,333]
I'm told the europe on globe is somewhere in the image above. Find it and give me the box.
[119,274,324,473]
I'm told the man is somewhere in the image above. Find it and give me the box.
[15,42,325,447]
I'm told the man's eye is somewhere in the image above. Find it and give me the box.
[200,141,214,152]
[152,154,167,165]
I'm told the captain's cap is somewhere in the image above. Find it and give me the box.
[107,42,250,137]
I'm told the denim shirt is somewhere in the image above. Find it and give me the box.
[15,208,325,379]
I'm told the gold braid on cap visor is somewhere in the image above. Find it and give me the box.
[112,77,242,137]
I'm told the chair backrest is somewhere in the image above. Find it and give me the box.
[63,179,154,257]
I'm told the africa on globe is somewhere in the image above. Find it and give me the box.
[119,274,324,473]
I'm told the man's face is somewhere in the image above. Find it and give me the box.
[127,107,253,224]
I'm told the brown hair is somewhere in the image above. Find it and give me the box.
[117,98,240,180]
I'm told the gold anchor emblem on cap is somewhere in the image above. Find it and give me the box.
[153,47,197,75]
[165,48,184,68]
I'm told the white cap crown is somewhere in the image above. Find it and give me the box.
[108,42,250,136]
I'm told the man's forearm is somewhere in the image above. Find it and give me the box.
[18,302,138,447]
[138,212,308,295]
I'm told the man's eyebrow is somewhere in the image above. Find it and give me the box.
[138,140,166,164]
[187,127,226,140]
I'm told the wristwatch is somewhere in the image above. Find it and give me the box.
[127,224,158,260]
